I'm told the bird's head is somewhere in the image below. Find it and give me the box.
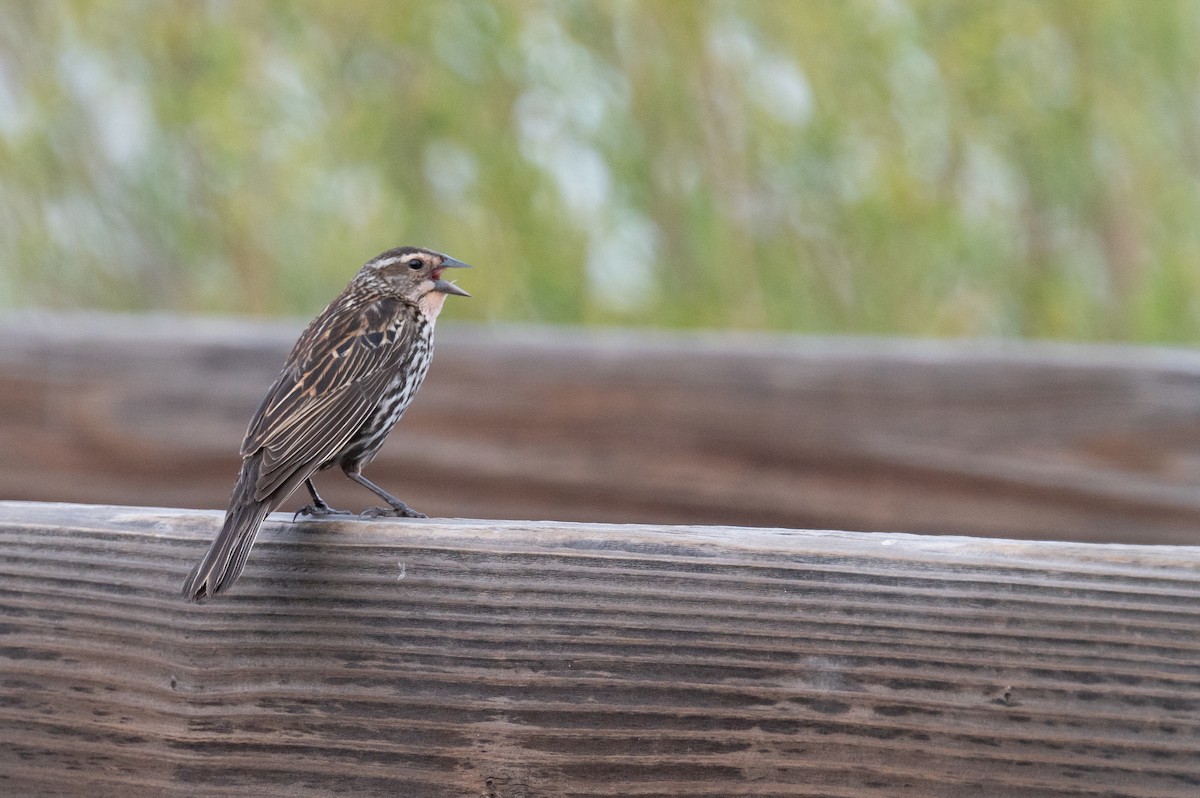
[363,246,471,318]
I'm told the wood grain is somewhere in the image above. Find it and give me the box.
[3,314,1200,545]
[2,501,1199,796]
[7,314,1200,544]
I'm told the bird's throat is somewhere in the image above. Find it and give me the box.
[418,288,450,321]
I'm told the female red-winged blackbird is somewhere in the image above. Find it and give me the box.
[182,246,470,601]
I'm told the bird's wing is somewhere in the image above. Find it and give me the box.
[241,294,415,501]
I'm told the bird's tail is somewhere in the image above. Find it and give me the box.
[182,453,273,601]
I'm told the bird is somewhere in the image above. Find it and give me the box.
[182,246,471,601]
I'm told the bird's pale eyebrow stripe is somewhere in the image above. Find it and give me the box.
[373,256,404,268]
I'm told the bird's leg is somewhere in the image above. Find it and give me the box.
[345,471,427,519]
[293,479,353,521]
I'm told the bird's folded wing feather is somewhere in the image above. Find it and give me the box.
[240,295,413,500]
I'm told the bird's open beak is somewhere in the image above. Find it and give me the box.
[433,255,471,296]
[433,279,471,297]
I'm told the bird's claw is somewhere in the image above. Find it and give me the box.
[293,503,353,521]
[358,505,427,520]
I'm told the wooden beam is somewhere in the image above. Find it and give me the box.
[3,313,1200,543]
[2,501,1198,796]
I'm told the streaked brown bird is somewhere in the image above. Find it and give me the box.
[182,246,470,601]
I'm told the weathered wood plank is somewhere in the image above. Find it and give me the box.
[3,313,1200,544]
[1,501,1198,796]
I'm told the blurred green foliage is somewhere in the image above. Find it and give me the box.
[2,0,1200,341]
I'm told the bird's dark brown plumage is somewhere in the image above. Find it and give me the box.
[182,246,470,601]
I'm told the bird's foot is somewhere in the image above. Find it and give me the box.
[359,504,427,520]
[293,501,353,521]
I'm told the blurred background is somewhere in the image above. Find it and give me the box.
[3,1,1200,543]
[3,0,1200,340]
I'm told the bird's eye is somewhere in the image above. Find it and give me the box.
[407,259,423,270]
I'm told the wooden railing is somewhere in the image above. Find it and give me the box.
[2,501,1198,797]
[2,313,1200,544]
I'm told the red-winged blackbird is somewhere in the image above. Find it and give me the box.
[182,246,470,601]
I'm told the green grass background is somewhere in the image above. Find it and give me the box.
[2,1,1199,342]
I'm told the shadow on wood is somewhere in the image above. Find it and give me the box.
[2,501,1199,796]
[3,313,1200,544]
